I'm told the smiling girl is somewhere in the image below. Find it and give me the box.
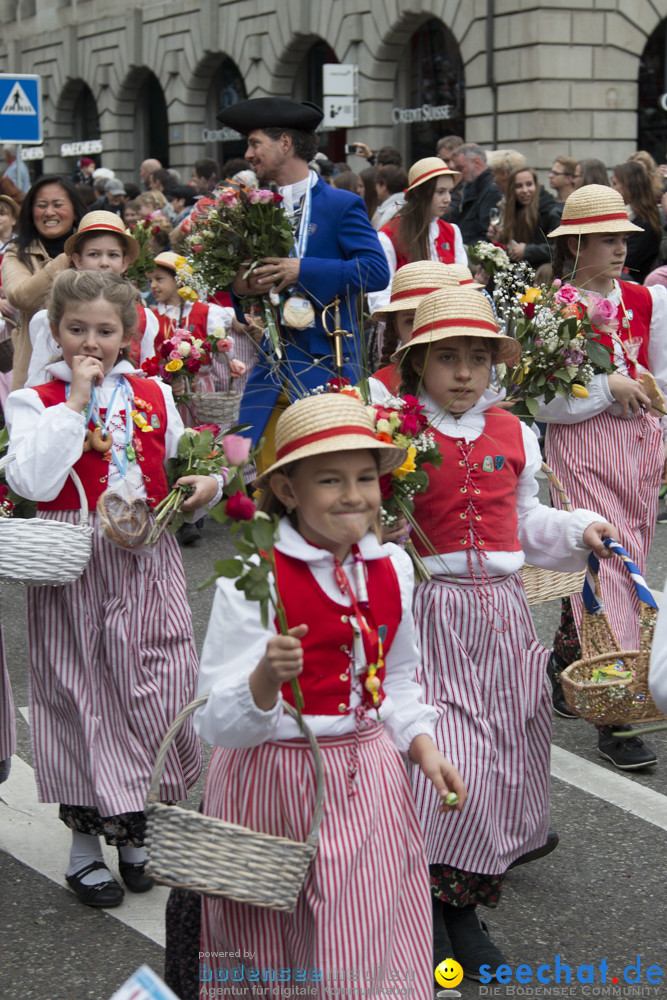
[5,270,224,910]
[193,391,466,995]
[496,166,561,267]
[393,287,615,981]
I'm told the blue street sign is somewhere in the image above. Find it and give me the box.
[0,74,42,144]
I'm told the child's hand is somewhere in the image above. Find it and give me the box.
[177,475,219,510]
[409,734,467,812]
[261,625,308,685]
[583,521,618,558]
[382,516,409,544]
[65,355,105,413]
[608,373,651,418]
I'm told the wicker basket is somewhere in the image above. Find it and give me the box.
[193,391,241,427]
[520,464,586,605]
[560,540,665,726]
[0,456,93,587]
[144,695,324,912]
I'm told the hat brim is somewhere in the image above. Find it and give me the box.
[64,229,140,265]
[391,327,521,366]
[547,218,643,239]
[254,436,408,487]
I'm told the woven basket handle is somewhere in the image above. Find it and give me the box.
[583,538,658,618]
[0,453,90,526]
[146,694,325,853]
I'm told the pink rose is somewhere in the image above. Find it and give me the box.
[192,243,203,252]
[400,413,420,436]
[551,278,562,289]
[218,188,239,207]
[228,359,247,376]
[225,490,256,521]
[223,434,252,466]
[194,424,221,437]
[216,338,233,353]
[256,189,274,204]
[587,295,619,333]
[169,349,182,361]
[554,284,580,305]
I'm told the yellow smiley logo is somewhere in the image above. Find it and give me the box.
[435,959,464,988]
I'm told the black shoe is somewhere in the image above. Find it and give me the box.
[118,858,155,893]
[65,861,124,908]
[443,904,506,980]
[433,898,455,974]
[177,521,201,546]
[547,650,579,718]
[597,725,658,770]
[507,830,559,869]
[656,510,667,524]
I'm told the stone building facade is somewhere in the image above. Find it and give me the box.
[0,0,666,182]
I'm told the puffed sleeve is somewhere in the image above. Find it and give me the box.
[380,544,437,752]
[193,571,283,748]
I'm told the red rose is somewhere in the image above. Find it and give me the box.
[225,491,256,521]
[401,394,421,409]
[399,413,420,436]
[186,357,200,373]
[379,474,394,499]
[141,356,160,376]
[523,302,536,319]
[151,226,161,235]
[272,192,284,205]
[327,376,351,391]
[0,484,8,499]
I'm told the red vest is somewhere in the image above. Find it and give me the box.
[153,300,211,350]
[412,407,526,557]
[594,281,652,381]
[33,375,169,510]
[274,549,402,716]
[380,217,457,270]
[373,364,401,394]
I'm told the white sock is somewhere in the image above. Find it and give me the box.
[118,845,147,865]
[66,831,111,885]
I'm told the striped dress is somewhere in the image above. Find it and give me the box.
[0,621,15,763]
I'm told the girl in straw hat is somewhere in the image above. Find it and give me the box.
[369,259,462,398]
[367,156,468,315]
[193,391,466,995]
[391,287,615,980]
[537,184,667,768]
[25,211,159,387]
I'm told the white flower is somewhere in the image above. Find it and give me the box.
[178,342,191,357]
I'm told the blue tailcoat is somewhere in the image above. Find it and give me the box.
[239,178,390,445]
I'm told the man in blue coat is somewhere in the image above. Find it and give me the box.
[216,98,390,454]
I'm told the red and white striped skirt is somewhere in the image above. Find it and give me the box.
[200,725,432,997]
[410,572,551,875]
[545,410,663,650]
[26,511,202,815]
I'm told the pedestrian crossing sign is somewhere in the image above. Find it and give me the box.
[0,74,42,143]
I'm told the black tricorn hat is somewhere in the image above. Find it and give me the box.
[216,98,323,135]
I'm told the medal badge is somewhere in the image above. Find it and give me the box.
[282,296,316,330]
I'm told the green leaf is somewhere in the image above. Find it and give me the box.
[213,558,245,578]
[247,517,277,554]
[586,339,614,370]
[524,396,539,416]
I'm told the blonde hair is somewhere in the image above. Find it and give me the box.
[47,270,138,336]
[487,149,527,174]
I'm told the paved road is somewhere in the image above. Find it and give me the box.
[2,494,667,1000]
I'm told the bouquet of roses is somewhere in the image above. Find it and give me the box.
[0,483,14,518]
[142,330,212,406]
[183,186,295,358]
[201,324,248,390]
[124,219,157,291]
[493,267,616,424]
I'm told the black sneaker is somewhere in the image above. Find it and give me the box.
[657,510,667,525]
[547,651,579,719]
[507,830,559,869]
[597,725,658,770]
[443,904,506,981]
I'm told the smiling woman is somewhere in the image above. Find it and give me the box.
[498,166,562,267]
[1,174,87,389]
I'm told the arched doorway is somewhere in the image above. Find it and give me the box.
[204,57,247,171]
[292,40,344,163]
[135,71,169,169]
[72,82,100,144]
[638,20,667,162]
[54,78,102,177]
[393,18,465,164]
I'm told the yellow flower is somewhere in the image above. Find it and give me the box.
[571,384,589,398]
[392,446,417,479]
[519,287,542,305]
[165,359,184,373]
[178,285,198,303]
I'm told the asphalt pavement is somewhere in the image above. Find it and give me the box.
[2,490,667,1000]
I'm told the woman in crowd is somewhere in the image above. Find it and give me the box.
[1,175,86,389]
[573,159,610,190]
[611,161,661,283]
[494,166,561,267]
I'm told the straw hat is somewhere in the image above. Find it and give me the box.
[391,287,521,365]
[406,156,461,192]
[0,194,19,218]
[153,251,181,273]
[547,184,642,238]
[64,211,140,264]
[256,393,408,484]
[443,263,484,289]
[371,261,462,320]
